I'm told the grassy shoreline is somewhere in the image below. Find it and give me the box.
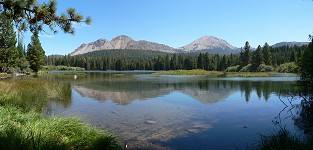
[0,79,120,150]
[153,69,271,77]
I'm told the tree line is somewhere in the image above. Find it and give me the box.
[0,0,90,73]
[0,13,45,73]
[47,42,308,72]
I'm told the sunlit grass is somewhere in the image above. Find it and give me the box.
[0,79,71,112]
[0,106,120,150]
[0,79,121,149]
[222,72,271,77]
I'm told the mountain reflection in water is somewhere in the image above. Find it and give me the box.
[71,74,298,104]
[43,72,300,149]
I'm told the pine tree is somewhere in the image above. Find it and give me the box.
[289,51,296,62]
[298,38,313,95]
[0,0,91,34]
[0,13,18,72]
[243,41,251,66]
[220,55,228,71]
[16,42,28,72]
[263,42,272,65]
[239,42,251,67]
[251,45,263,71]
[26,33,45,72]
[197,53,204,69]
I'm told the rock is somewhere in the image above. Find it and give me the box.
[242,125,248,128]
[186,128,199,134]
[111,111,117,114]
[145,120,157,124]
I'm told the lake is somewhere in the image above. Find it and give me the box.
[42,72,301,150]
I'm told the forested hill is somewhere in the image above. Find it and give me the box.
[80,49,171,60]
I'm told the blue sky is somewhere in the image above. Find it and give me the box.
[27,0,313,55]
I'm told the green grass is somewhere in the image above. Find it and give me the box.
[0,79,71,112]
[222,72,271,77]
[254,129,313,150]
[0,106,120,150]
[0,79,121,149]
[153,69,223,76]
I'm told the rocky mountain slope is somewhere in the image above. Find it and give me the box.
[180,36,239,54]
[70,35,242,56]
[70,35,308,56]
[70,35,175,56]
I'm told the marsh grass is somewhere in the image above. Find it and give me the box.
[0,79,121,149]
[0,79,71,112]
[0,107,120,150]
[221,72,271,78]
[254,129,313,150]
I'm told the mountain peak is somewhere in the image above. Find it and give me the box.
[70,35,175,56]
[111,35,133,41]
[181,35,238,54]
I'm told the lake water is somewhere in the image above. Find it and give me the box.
[43,72,301,150]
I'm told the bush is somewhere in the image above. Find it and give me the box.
[225,65,240,72]
[276,62,298,73]
[239,64,252,72]
[258,64,274,72]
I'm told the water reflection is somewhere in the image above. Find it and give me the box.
[68,74,299,104]
[42,72,300,149]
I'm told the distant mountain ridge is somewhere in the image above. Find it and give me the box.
[70,35,240,56]
[70,35,175,56]
[69,35,309,56]
[271,42,309,48]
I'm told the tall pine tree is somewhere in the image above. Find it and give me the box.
[251,45,263,71]
[0,13,18,72]
[263,42,272,66]
[26,33,45,72]
[240,41,251,67]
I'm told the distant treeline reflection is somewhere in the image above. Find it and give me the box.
[53,73,300,104]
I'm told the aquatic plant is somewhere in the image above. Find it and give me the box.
[0,79,71,112]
